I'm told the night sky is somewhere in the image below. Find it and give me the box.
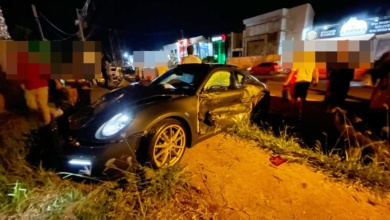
[1,0,390,54]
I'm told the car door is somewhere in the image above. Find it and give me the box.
[197,69,252,135]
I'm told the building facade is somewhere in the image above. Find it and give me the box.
[305,16,390,60]
[162,3,390,67]
[162,36,210,64]
[226,32,243,58]
[242,3,315,57]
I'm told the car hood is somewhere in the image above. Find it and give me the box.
[67,84,188,135]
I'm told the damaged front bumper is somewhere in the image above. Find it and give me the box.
[48,121,145,178]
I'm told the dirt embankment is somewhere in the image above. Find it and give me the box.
[181,133,390,220]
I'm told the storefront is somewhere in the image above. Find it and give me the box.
[198,41,210,60]
[162,36,208,64]
[305,16,390,60]
[178,39,190,64]
[211,34,227,64]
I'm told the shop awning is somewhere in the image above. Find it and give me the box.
[314,34,375,41]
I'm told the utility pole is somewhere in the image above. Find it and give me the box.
[109,29,116,63]
[31,4,45,40]
[75,0,92,41]
[76,8,85,41]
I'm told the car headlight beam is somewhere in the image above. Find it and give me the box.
[96,113,133,139]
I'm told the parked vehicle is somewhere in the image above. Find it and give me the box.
[47,64,270,178]
[122,66,137,82]
[247,62,283,75]
[318,68,370,81]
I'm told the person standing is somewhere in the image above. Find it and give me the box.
[182,45,202,64]
[283,67,319,118]
[48,79,65,108]
[101,57,110,88]
[19,78,53,125]
[324,68,354,112]
[282,70,297,102]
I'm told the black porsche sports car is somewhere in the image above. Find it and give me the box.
[49,64,270,177]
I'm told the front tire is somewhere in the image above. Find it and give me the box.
[251,93,270,125]
[146,118,187,168]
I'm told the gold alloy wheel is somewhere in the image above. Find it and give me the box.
[152,124,186,167]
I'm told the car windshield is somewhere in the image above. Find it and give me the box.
[148,67,206,91]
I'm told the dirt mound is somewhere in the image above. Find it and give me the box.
[181,133,390,219]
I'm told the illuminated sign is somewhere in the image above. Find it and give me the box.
[368,19,390,33]
[212,34,226,42]
[320,29,337,38]
[306,16,390,40]
[178,39,189,46]
[340,17,368,37]
[305,30,318,40]
[306,28,337,40]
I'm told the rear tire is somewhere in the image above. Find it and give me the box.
[145,118,187,168]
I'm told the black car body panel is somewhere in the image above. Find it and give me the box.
[50,64,270,177]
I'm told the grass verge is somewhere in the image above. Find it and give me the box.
[228,119,390,197]
[0,112,217,219]
[1,108,390,218]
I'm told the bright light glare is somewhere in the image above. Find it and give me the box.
[123,52,128,58]
[120,115,129,122]
[102,113,131,137]
[69,159,91,166]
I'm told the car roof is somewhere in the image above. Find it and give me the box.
[260,62,278,65]
[177,63,238,71]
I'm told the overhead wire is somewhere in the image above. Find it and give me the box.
[81,0,92,16]
[52,33,78,41]
[85,24,183,37]
[38,11,77,37]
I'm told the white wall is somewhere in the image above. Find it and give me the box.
[374,33,390,60]
[243,9,286,38]
[163,42,179,56]
[288,3,315,41]
[242,3,315,55]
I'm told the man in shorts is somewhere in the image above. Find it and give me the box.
[284,68,319,117]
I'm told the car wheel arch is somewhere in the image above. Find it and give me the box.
[136,116,192,165]
[143,115,192,146]
[136,116,192,168]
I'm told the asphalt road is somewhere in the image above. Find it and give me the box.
[255,73,374,102]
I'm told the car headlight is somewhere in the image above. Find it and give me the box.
[95,113,133,139]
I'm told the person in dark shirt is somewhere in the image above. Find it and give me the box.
[324,68,354,112]
[101,56,110,88]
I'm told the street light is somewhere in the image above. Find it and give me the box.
[122,52,129,66]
